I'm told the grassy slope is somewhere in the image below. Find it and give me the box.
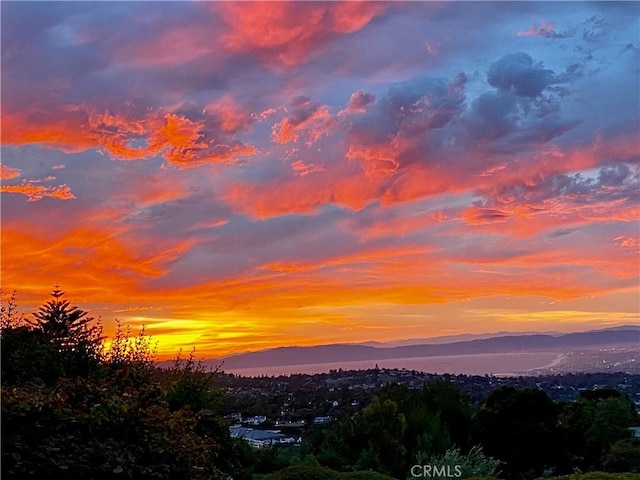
[259,467,640,480]
[535,473,640,480]
[261,465,397,480]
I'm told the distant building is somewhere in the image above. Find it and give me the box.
[226,412,243,423]
[275,411,306,428]
[229,425,295,448]
[246,415,266,425]
[313,416,334,425]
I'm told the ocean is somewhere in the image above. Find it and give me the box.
[221,351,564,377]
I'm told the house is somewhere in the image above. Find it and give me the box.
[226,412,243,423]
[313,416,334,425]
[275,412,306,428]
[245,415,267,425]
[230,425,288,448]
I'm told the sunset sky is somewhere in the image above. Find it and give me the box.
[2,1,639,360]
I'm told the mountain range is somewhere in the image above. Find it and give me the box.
[208,325,640,370]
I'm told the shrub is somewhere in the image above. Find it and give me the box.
[410,445,501,480]
[1,376,227,479]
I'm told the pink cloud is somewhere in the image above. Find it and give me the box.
[216,1,388,67]
[341,91,376,115]
[114,25,213,67]
[517,20,574,39]
[291,160,325,177]
[204,95,254,133]
[615,236,639,248]
[272,97,336,145]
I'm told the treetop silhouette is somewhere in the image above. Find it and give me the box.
[27,285,103,354]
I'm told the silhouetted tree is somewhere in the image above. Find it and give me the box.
[26,286,103,377]
[473,387,560,479]
[558,389,638,472]
[0,289,25,329]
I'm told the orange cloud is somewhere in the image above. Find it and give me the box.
[4,213,632,360]
[3,105,100,153]
[0,220,202,321]
[291,160,325,176]
[346,142,401,176]
[217,1,388,67]
[1,182,75,201]
[0,164,21,180]
[224,162,384,217]
[272,100,335,145]
[2,106,257,167]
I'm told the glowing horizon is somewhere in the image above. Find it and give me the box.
[2,2,638,361]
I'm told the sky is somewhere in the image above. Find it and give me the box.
[1,1,639,360]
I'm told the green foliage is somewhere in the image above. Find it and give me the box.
[1,376,226,479]
[534,473,640,480]
[4,288,640,480]
[1,326,63,384]
[103,319,157,366]
[559,389,638,472]
[586,398,635,465]
[20,286,105,378]
[1,289,26,329]
[263,464,398,480]
[411,445,501,479]
[359,398,408,476]
[602,439,640,473]
[306,381,474,478]
[1,288,241,479]
[27,286,104,356]
[473,387,560,479]
[165,348,222,413]
[101,319,157,388]
[1,291,63,384]
[1,288,104,383]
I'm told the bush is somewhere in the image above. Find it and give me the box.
[264,465,398,480]
[534,473,640,480]
[1,376,227,479]
[1,289,238,480]
[1,326,63,384]
[602,439,640,473]
[410,445,501,479]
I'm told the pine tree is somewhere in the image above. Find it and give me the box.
[27,286,103,375]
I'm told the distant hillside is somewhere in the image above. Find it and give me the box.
[357,325,640,347]
[212,327,640,370]
[355,330,562,347]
